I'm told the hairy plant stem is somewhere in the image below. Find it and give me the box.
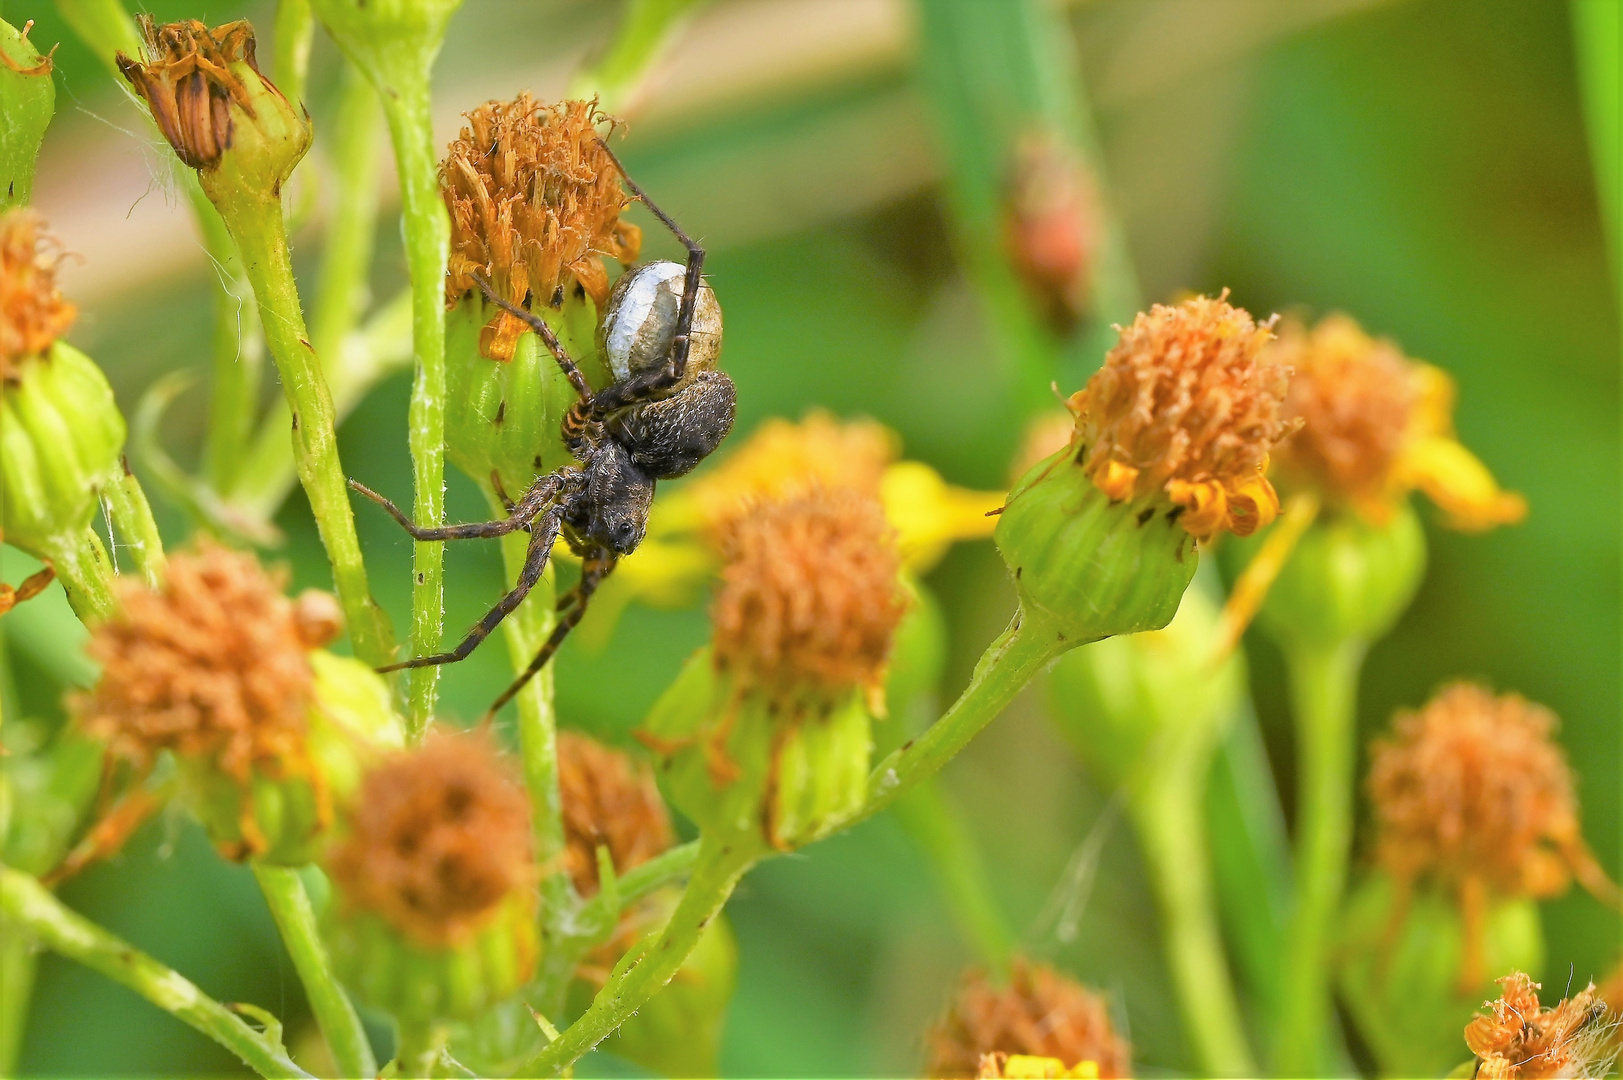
[1275,637,1365,1077]
[520,832,759,1076]
[219,193,392,666]
[251,862,376,1079]
[0,866,312,1079]
[196,205,264,497]
[34,527,116,622]
[103,462,165,587]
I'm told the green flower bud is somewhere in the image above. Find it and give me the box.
[308,0,462,99]
[1337,871,1542,1080]
[1244,502,1426,649]
[0,18,55,210]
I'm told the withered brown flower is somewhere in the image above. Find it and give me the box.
[558,730,673,897]
[926,959,1131,1079]
[442,95,642,361]
[74,542,322,782]
[711,486,906,707]
[1070,292,1291,540]
[1004,132,1098,334]
[116,18,266,171]
[0,209,75,380]
[1368,683,1618,988]
[328,731,534,947]
[1465,972,1617,1079]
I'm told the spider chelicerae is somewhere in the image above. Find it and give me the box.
[349,148,735,718]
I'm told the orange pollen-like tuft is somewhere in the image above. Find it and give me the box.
[558,730,673,898]
[711,487,906,705]
[1464,972,1617,1079]
[1072,292,1293,540]
[328,731,534,948]
[115,17,267,171]
[74,542,317,784]
[925,959,1131,1079]
[0,209,76,380]
[442,95,642,361]
[1267,314,1419,510]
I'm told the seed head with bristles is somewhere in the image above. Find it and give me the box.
[1465,972,1618,1079]
[0,209,75,380]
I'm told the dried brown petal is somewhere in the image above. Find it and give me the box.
[558,730,672,897]
[1465,972,1617,1079]
[328,731,533,947]
[116,18,265,171]
[0,209,75,379]
[926,959,1131,1079]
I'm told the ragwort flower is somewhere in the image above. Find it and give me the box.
[557,729,672,897]
[1464,972,1617,1079]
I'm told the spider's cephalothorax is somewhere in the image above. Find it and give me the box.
[350,152,735,718]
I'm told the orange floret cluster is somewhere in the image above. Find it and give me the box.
[926,959,1131,1079]
[1071,293,1291,540]
[711,487,906,706]
[328,732,533,947]
[0,209,76,379]
[1465,972,1616,1079]
[558,730,673,897]
[442,95,641,361]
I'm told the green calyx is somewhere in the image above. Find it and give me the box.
[1251,502,1426,650]
[641,649,874,853]
[445,295,603,495]
[1,341,126,557]
[194,54,311,218]
[307,0,463,92]
[0,18,55,210]
[1337,870,1542,1079]
[995,446,1198,647]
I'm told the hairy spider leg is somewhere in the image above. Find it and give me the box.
[483,548,619,720]
[471,271,595,404]
[377,502,571,674]
[348,473,564,540]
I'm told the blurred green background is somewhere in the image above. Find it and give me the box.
[3,0,1617,1075]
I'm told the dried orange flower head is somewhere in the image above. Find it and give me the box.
[329,731,533,947]
[1004,132,1098,334]
[116,18,269,171]
[1368,683,1608,903]
[926,959,1130,1079]
[558,730,673,897]
[74,542,325,781]
[711,486,906,705]
[1465,972,1616,1079]
[443,95,642,361]
[0,209,75,380]
[1071,292,1291,540]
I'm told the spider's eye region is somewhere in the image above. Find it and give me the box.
[599,260,724,383]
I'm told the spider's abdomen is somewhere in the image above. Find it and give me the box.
[598,260,723,385]
[609,370,737,480]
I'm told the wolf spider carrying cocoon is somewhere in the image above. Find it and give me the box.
[350,153,734,718]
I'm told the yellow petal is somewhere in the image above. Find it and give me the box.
[879,460,1003,572]
[1396,435,1527,531]
[1406,362,1458,441]
[1095,459,1138,501]
[1166,478,1227,539]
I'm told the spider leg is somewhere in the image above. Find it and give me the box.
[483,548,619,720]
[490,469,518,514]
[470,272,595,404]
[377,504,568,673]
[349,474,559,540]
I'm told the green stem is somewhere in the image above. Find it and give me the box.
[1132,766,1256,1075]
[272,0,315,108]
[519,832,757,1076]
[375,76,451,738]
[198,189,264,496]
[0,866,312,1079]
[251,863,376,1080]
[569,0,705,110]
[859,607,1066,825]
[616,839,700,905]
[34,527,115,622]
[0,915,36,1076]
[103,460,165,588]
[220,192,392,667]
[1275,637,1365,1077]
[392,1022,447,1079]
[52,0,141,75]
[891,778,1013,972]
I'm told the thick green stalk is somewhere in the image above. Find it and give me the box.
[891,779,1013,971]
[0,917,35,1075]
[1133,767,1256,1075]
[197,184,264,496]
[251,863,376,1080]
[569,0,705,110]
[0,866,312,1079]
[103,461,165,587]
[272,0,315,107]
[222,195,392,666]
[1275,638,1365,1077]
[519,832,757,1076]
[34,527,115,622]
[859,608,1066,825]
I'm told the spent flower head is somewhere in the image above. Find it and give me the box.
[1267,314,1524,530]
[927,959,1130,1079]
[558,729,673,897]
[0,208,74,380]
[1464,972,1617,1079]
[443,95,641,360]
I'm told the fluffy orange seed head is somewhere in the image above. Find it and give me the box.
[1465,972,1616,1079]
[328,731,534,948]
[926,959,1131,1079]
[0,209,75,380]
[442,95,642,361]
[558,730,673,897]
[1071,292,1292,540]
[711,487,906,707]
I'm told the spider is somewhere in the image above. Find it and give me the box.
[349,149,735,718]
